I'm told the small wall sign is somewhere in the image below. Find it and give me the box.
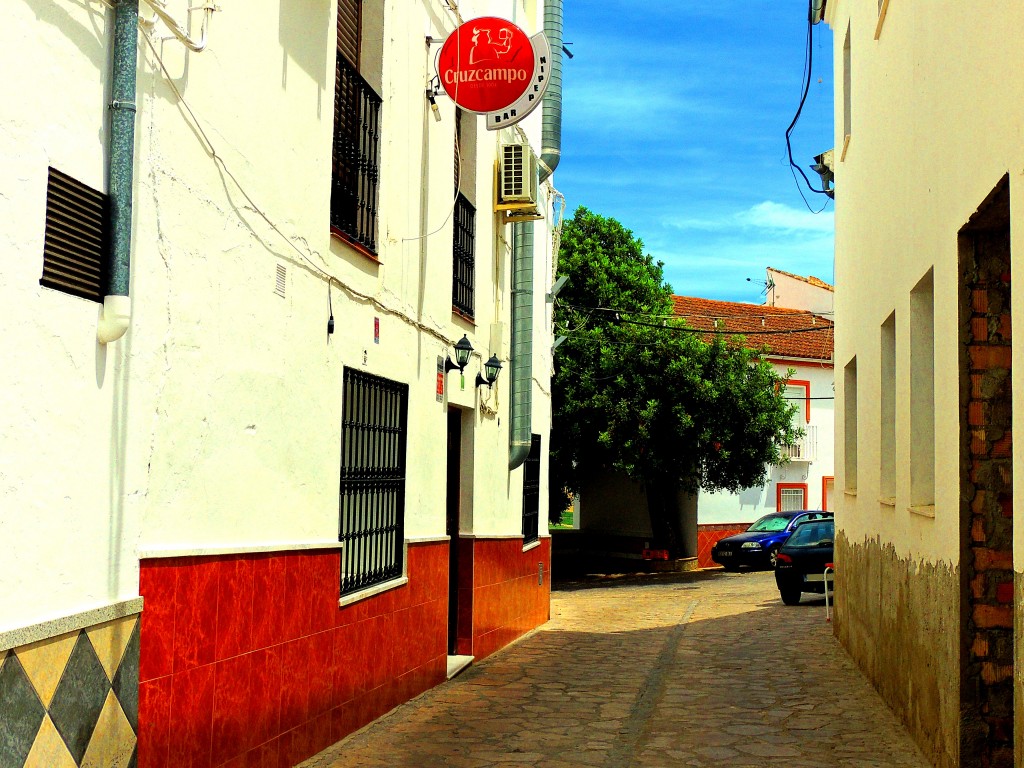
[436,356,444,402]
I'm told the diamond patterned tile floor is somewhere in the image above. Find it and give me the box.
[0,652,47,768]
[47,633,111,765]
[22,715,76,768]
[1,615,140,768]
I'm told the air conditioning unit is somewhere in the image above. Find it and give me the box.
[495,143,542,220]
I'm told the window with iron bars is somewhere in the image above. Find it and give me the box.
[522,433,541,545]
[339,369,408,596]
[452,193,476,317]
[331,54,382,254]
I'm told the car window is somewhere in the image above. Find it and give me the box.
[785,521,835,547]
[747,515,791,532]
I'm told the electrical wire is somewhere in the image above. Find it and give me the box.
[141,31,467,353]
[557,301,834,321]
[402,9,468,243]
[785,0,831,212]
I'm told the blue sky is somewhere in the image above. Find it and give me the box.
[555,2,835,303]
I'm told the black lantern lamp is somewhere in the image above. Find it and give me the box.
[476,355,502,388]
[444,334,473,373]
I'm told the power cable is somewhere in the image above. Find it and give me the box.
[785,0,831,212]
[141,31,465,352]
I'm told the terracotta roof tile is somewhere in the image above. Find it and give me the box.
[671,295,834,362]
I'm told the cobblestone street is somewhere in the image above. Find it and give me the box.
[302,570,930,768]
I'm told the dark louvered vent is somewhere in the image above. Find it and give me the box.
[337,0,360,68]
[41,168,107,303]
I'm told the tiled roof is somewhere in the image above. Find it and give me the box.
[671,295,834,362]
[767,267,835,292]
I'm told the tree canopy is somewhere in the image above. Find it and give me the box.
[550,207,800,549]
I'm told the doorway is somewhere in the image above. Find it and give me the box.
[446,410,462,656]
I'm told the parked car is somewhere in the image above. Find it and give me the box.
[774,517,835,605]
[711,510,832,571]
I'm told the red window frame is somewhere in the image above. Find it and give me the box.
[822,476,835,511]
[786,379,811,424]
[776,482,808,512]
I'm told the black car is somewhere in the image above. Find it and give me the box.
[711,510,832,571]
[774,517,835,605]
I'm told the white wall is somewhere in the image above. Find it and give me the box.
[698,361,835,524]
[0,0,140,633]
[825,0,1024,566]
[0,0,555,632]
[767,268,834,316]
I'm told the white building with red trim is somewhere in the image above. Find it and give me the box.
[673,274,835,561]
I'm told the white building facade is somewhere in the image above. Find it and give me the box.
[0,0,561,765]
[825,1,1023,765]
[675,286,835,528]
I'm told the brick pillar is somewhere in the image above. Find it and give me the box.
[961,223,1013,768]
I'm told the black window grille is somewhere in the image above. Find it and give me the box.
[453,193,476,317]
[522,433,541,545]
[331,54,382,253]
[339,369,408,596]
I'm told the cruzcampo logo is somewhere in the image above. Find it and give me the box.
[437,17,536,114]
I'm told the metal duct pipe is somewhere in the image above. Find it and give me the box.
[538,0,563,182]
[508,0,563,469]
[98,0,140,343]
[508,221,534,470]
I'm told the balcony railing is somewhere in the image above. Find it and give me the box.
[331,55,382,253]
[781,425,818,462]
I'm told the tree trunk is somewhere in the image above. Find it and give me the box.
[645,477,684,558]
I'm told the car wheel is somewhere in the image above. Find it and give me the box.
[768,545,780,569]
[779,584,802,606]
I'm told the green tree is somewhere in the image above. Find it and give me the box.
[550,207,800,555]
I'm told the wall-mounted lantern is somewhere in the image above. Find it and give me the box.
[444,335,474,374]
[476,355,503,388]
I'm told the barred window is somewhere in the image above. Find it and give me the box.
[453,193,476,317]
[339,369,408,595]
[522,433,541,544]
[331,0,382,254]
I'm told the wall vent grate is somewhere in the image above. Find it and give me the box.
[41,167,107,303]
[275,264,287,297]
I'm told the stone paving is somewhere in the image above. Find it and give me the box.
[301,570,930,768]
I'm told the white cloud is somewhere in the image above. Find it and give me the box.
[740,201,834,234]
[663,201,833,238]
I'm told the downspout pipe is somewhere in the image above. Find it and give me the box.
[509,0,563,470]
[508,222,534,470]
[98,0,139,344]
[538,0,563,183]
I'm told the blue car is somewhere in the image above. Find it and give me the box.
[711,510,833,571]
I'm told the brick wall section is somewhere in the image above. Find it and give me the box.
[961,225,1013,767]
[697,524,751,569]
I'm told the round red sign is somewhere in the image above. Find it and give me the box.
[437,17,536,114]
